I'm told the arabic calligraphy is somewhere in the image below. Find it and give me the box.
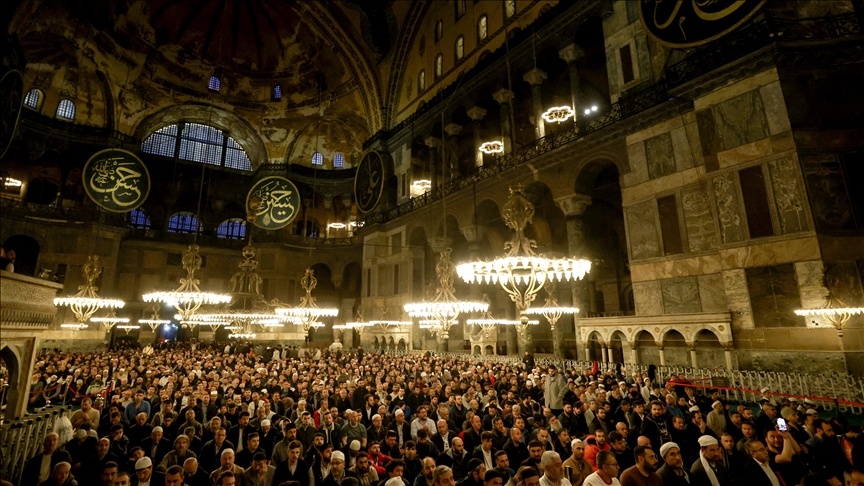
[355,152,385,213]
[640,0,765,48]
[246,176,300,230]
[83,149,150,212]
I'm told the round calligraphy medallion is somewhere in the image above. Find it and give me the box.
[0,69,24,160]
[245,176,301,230]
[82,148,151,212]
[355,151,386,214]
[639,0,766,48]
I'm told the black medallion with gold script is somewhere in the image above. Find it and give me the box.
[83,148,151,212]
[355,151,385,213]
[246,176,301,230]
[0,69,24,160]
[639,0,767,48]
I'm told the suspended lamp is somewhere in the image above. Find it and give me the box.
[143,245,232,322]
[541,106,575,124]
[479,141,504,154]
[275,268,339,331]
[54,256,124,324]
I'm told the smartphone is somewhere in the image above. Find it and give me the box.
[776,418,788,432]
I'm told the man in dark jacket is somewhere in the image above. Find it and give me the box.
[656,442,691,486]
[273,440,310,486]
[436,437,470,481]
[198,427,234,474]
[22,433,73,486]
[141,427,172,467]
[689,436,731,486]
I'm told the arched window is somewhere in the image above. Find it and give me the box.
[435,19,443,42]
[208,76,221,92]
[272,85,282,101]
[334,154,344,168]
[141,123,252,171]
[55,99,75,121]
[128,209,151,230]
[216,218,246,239]
[312,152,324,166]
[505,0,516,19]
[418,70,426,91]
[455,36,465,61]
[167,212,201,234]
[434,54,443,78]
[23,89,42,110]
[455,0,466,20]
[477,15,488,42]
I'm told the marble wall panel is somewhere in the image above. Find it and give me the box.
[633,280,664,315]
[695,109,719,157]
[767,156,810,234]
[759,81,792,135]
[826,260,864,305]
[714,90,770,151]
[795,261,830,328]
[723,269,754,329]
[681,186,720,252]
[626,200,661,260]
[746,264,803,328]
[645,132,676,180]
[698,273,728,313]
[711,172,746,244]
[624,142,649,186]
[802,156,855,231]
[671,126,695,172]
[661,276,702,314]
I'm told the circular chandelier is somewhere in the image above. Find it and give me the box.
[328,222,347,230]
[541,106,575,124]
[371,320,413,332]
[116,324,140,334]
[413,179,432,192]
[60,323,89,331]
[456,185,590,322]
[138,303,171,332]
[479,141,504,154]
[90,309,129,332]
[54,256,125,324]
[143,245,232,321]
[275,268,339,331]
[795,281,864,337]
[404,249,488,339]
[524,282,579,333]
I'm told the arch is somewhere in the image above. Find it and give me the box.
[341,262,363,297]
[135,105,268,168]
[55,99,75,120]
[573,157,626,196]
[523,181,567,251]
[23,88,43,111]
[473,345,481,355]
[128,209,152,230]
[693,329,725,369]
[310,263,336,300]
[0,346,21,420]
[660,328,688,346]
[373,336,380,349]
[3,234,40,277]
[661,329,689,367]
[216,218,247,240]
[398,338,406,351]
[608,330,627,363]
[484,345,494,355]
[167,212,201,234]
[435,53,443,78]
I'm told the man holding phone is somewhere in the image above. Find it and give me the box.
[765,428,804,486]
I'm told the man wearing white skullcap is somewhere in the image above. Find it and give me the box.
[690,436,729,486]
[656,443,690,486]
[706,401,727,437]
[562,439,591,486]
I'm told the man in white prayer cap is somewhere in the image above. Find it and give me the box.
[689,436,730,486]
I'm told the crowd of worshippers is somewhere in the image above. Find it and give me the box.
[9,343,864,486]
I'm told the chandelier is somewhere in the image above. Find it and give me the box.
[372,320,413,332]
[541,106,575,124]
[138,304,171,332]
[456,185,590,323]
[404,249,488,339]
[143,245,231,321]
[116,324,140,334]
[466,295,508,338]
[479,141,504,154]
[795,280,864,337]
[90,308,129,332]
[60,323,89,331]
[229,333,256,339]
[413,180,432,192]
[524,282,579,333]
[54,256,124,324]
[275,268,339,332]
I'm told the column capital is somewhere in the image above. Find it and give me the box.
[460,224,487,243]
[444,123,463,136]
[555,194,593,216]
[424,136,442,148]
[558,43,586,63]
[467,106,487,121]
[522,68,548,86]
[492,89,515,104]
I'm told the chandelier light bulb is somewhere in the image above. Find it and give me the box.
[541,106,575,124]
[479,141,504,154]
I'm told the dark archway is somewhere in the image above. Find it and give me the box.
[24,177,59,205]
[0,346,20,420]
[3,234,40,277]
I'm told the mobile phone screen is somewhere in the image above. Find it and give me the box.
[776,418,788,432]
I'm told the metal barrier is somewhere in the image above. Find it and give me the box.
[0,405,72,485]
[388,351,864,415]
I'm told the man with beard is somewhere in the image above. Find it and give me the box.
[656,443,690,486]
[689,436,730,486]
[538,451,569,486]
[273,440,310,486]
[23,433,74,485]
[606,432,634,472]
[209,449,243,486]
[618,446,661,486]
[437,437,470,481]
[503,427,528,473]
[562,440,591,486]
[352,454,381,486]
[413,458,435,486]
[638,402,671,455]
[157,435,195,472]
[142,427,172,467]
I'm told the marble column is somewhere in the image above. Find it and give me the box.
[658,347,666,366]
[522,68,548,139]
[724,345,734,370]
[555,194,592,360]
[601,345,608,364]
[467,106,487,168]
[443,123,463,181]
[492,89,515,154]
[689,345,698,368]
[630,344,639,365]
[585,345,592,361]
[424,136,442,194]
[558,44,586,122]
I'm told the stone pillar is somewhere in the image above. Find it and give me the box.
[323,199,334,238]
[601,344,608,364]
[492,89,515,154]
[424,136,442,194]
[555,194,592,360]
[443,123,463,181]
[585,345,592,361]
[689,344,698,368]
[658,347,666,366]
[522,68,548,139]
[724,346,734,370]
[558,44,586,122]
[467,106,487,168]
[630,344,639,365]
